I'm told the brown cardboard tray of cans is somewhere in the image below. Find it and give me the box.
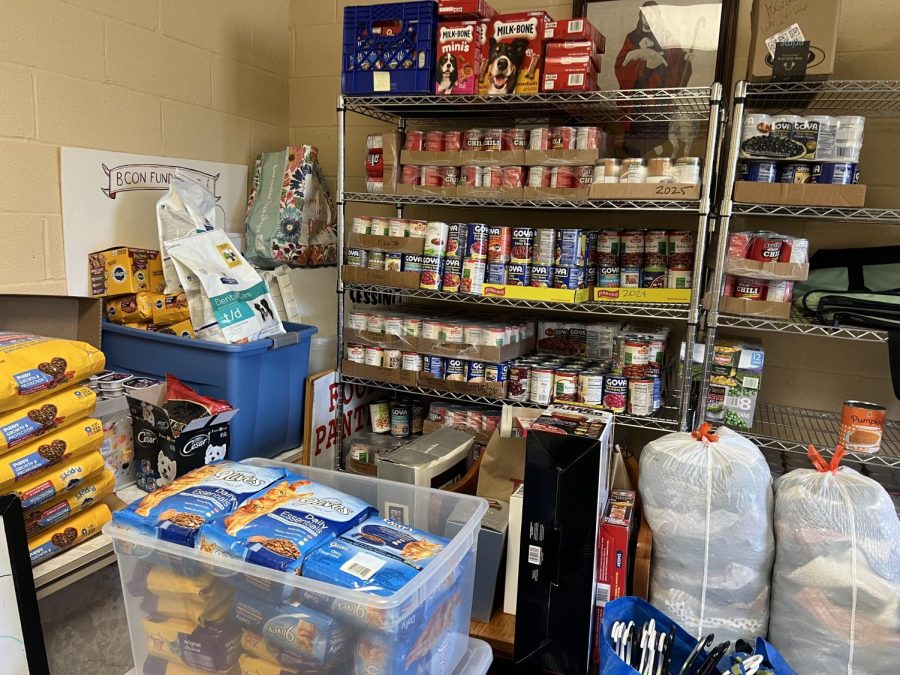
[346,231,424,255]
[343,328,535,364]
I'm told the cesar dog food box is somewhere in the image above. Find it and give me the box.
[481,11,551,95]
[128,375,236,491]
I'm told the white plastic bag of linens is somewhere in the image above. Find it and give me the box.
[167,229,285,344]
[156,169,220,294]
[770,447,900,674]
[639,424,774,643]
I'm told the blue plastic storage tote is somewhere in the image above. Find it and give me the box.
[342,1,437,94]
[102,322,317,461]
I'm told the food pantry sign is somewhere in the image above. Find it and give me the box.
[101,163,220,200]
[305,372,378,469]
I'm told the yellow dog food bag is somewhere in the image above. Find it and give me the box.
[0,418,103,491]
[24,469,115,537]
[9,449,106,511]
[0,385,96,454]
[105,292,161,324]
[28,502,111,566]
[0,334,105,413]
[151,291,190,325]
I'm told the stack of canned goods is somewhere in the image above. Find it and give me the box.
[595,228,696,291]
[345,216,429,273]
[738,113,865,185]
[421,356,512,395]
[346,308,534,347]
[723,231,809,304]
[368,397,427,439]
[427,402,501,438]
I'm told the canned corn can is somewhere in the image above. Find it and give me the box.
[445,358,466,381]
[466,361,486,383]
[510,228,535,264]
[403,253,423,273]
[486,263,507,285]
[530,264,552,288]
[507,263,531,286]
[441,257,462,293]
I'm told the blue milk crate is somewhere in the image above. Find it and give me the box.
[342,1,437,95]
[101,322,317,461]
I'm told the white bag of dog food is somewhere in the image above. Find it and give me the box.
[170,256,225,343]
[157,170,220,294]
[167,230,285,344]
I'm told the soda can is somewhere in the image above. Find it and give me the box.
[619,266,642,288]
[445,223,466,258]
[401,351,422,371]
[404,130,424,150]
[533,228,557,265]
[424,130,444,151]
[767,280,794,303]
[530,264,552,287]
[553,265,585,289]
[485,362,509,383]
[508,364,531,401]
[351,216,371,234]
[510,228,536,264]
[505,128,528,150]
[628,379,655,416]
[369,217,389,236]
[551,126,577,150]
[598,264,620,287]
[424,355,445,379]
[419,255,444,290]
[529,127,551,150]
[345,247,366,267]
[466,361,486,383]
[466,223,490,259]
[441,256,462,292]
[403,253,423,273]
[486,263,508,285]
[463,128,482,150]
[667,268,693,289]
[443,130,463,151]
[555,229,586,266]
[602,374,628,413]
[388,218,407,237]
[424,221,449,257]
[384,349,403,370]
[507,263,532,286]
[367,250,385,270]
[439,166,459,186]
[445,358,466,381]
[642,269,667,288]
[528,166,551,188]
[384,252,403,271]
[461,258,486,294]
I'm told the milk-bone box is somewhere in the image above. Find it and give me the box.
[481,11,552,96]
[438,0,495,20]
[543,41,602,92]
[435,20,484,95]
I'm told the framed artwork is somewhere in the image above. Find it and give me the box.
[574,0,737,94]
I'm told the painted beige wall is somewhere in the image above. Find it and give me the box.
[0,0,291,295]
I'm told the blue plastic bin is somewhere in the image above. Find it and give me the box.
[342,1,437,94]
[101,322,317,461]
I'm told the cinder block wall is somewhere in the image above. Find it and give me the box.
[0,0,291,294]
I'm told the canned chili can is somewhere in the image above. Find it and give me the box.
[364,346,384,367]
[367,250,385,270]
[370,217,389,236]
[602,374,628,413]
[727,232,753,258]
[463,128,482,150]
[780,237,809,264]
[508,364,531,401]
[384,252,403,271]
[486,263,507,285]
[749,235,784,262]
[481,166,502,187]
[667,268,693,289]
[550,166,577,188]
[400,165,421,186]
[574,165,594,187]
[419,255,444,290]
[553,265,585,289]
[487,226,511,263]
[384,349,402,369]
[439,166,459,186]
[424,355,445,379]
[576,126,602,150]
[527,166,550,188]
[403,253,423,273]
[619,266,642,288]
[345,247,366,267]
[351,216,371,234]
[507,263,532,286]
[510,228,536,264]
[530,367,555,405]
[551,126,577,150]
[346,344,365,363]
[578,371,605,405]
[445,358,466,381]
[390,402,410,437]
[505,128,528,150]
[466,223,490,259]
[722,274,738,297]
[483,128,503,151]
[738,160,778,183]
[502,166,525,188]
[422,165,443,186]
[460,258,486,294]
[404,130,424,150]
[441,257,462,292]
[642,269,667,288]
[733,277,768,300]
[555,229,586,266]
[466,361,486,383]
[388,218,407,237]
[424,130,444,151]
[779,163,812,184]
[533,228,557,265]
[766,280,794,303]
[554,369,579,402]
[461,165,480,187]
[443,130,463,151]
[401,351,422,371]
[530,264,552,287]
[485,362,509,383]
[813,161,859,185]
[628,379,654,416]
[529,127,551,150]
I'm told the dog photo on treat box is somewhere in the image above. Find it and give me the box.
[435,20,484,94]
[482,12,551,95]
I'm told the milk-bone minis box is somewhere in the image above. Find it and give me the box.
[482,11,552,96]
[88,247,164,298]
[435,21,482,94]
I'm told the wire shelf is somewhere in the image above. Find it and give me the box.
[342,88,717,124]
[743,402,900,471]
[344,283,692,320]
[717,305,888,342]
[343,191,702,212]
[731,202,900,223]
[743,80,900,116]
[340,375,681,431]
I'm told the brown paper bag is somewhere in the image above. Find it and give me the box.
[476,406,543,502]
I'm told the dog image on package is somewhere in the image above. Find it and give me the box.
[167,229,285,344]
[482,12,549,95]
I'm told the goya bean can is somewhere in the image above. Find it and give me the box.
[507,263,531,286]
[419,255,444,290]
[424,355,445,379]
[486,263,508,285]
[555,229,586,266]
[467,223,490,259]
[510,228,535,264]
[446,223,466,258]
[553,265,585,289]
[445,358,466,381]
[345,247,366,267]
[441,257,462,292]
[738,160,778,183]
[602,375,628,413]
[485,362,509,383]
[403,253,423,273]
[487,226,511,263]
[530,264,552,287]
[466,361,486,383]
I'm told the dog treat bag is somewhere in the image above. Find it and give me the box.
[157,170,219,294]
[0,334,105,414]
[167,229,285,344]
[770,447,900,673]
[639,425,774,643]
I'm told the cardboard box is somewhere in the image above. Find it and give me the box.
[523,149,602,166]
[719,295,792,320]
[483,12,551,96]
[504,483,524,615]
[593,489,636,665]
[0,295,102,347]
[127,383,237,492]
[435,21,483,95]
[418,370,507,399]
[733,181,866,207]
[346,232,425,255]
[447,498,509,621]
[593,287,692,304]
[341,360,419,387]
[458,149,526,166]
[545,41,599,60]
[724,257,809,281]
[542,56,599,92]
[589,182,701,201]
[341,265,421,290]
[522,185,591,200]
[396,183,459,198]
[482,283,591,304]
[382,132,401,193]
[455,185,524,200]
[88,247,164,298]
[377,428,474,488]
[342,327,417,352]
[417,335,534,363]
[514,413,612,674]
[748,0,841,81]
[544,18,605,53]
[438,0,495,20]
[399,150,461,166]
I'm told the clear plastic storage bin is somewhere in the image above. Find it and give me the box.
[106,461,487,675]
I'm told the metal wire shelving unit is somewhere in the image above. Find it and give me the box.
[700,80,900,478]
[335,87,726,467]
